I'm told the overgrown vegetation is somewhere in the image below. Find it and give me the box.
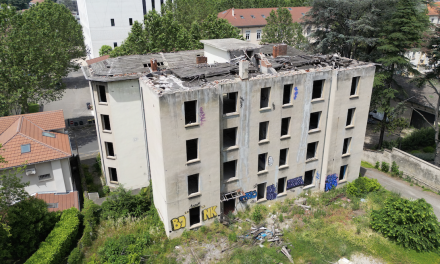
[346,177,381,198]
[371,197,440,251]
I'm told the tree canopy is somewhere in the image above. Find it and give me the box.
[0,1,85,115]
[0,0,31,10]
[261,7,307,48]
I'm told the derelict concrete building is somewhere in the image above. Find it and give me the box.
[82,39,375,238]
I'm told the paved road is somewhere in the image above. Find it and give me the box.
[68,126,99,159]
[364,167,440,219]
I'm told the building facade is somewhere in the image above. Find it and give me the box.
[83,39,375,238]
[77,0,165,59]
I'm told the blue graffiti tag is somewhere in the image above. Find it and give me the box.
[316,172,320,180]
[286,176,304,190]
[239,190,257,202]
[325,174,338,192]
[294,87,298,100]
[266,184,277,200]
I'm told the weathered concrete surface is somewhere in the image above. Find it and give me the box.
[363,148,440,193]
[363,167,440,219]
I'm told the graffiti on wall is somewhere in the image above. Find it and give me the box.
[240,96,244,108]
[268,156,274,166]
[171,215,186,231]
[286,176,304,190]
[316,172,320,180]
[189,202,200,209]
[266,184,277,200]
[203,206,218,221]
[325,174,338,192]
[200,107,206,125]
[294,87,298,100]
[239,190,257,202]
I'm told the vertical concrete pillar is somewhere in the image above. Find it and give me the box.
[239,60,249,79]
[51,160,67,193]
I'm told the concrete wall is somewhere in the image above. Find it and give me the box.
[141,64,375,238]
[91,80,150,190]
[78,0,164,58]
[363,148,440,192]
[13,158,73,195]
[203,45,231,64]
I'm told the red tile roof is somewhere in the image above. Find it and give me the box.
[218,7,311,28]
[86,55,110,65]
[428,3,439,16]
[0,110,71,169]
[35,191,79,212]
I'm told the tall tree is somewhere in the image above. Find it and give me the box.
[415,24,440,166]
[261,7,307,48]
[374,0,430,149]
[0,1,85,115]
[0,0,30,10]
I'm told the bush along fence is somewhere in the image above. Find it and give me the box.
[25,208,81,264]
[363,148,440,193]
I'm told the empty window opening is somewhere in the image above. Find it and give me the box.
[279,148,288,166]
[223,92,238,114]
[223,127,237,149]
[129,18,133,25]
[187,174,199,195]
[258,153,267,172]
[278,177,286,194]
[223,160,237,181]
[304,170,314,186]
[342,138,351,155]
[257,183,266,200]
[223,199,235,215]
[189,206,200,226]
[259,121,269,141]
[312,80,324,99]
[98,85,107,102]
[306,142,318,160]
[101,115,111,131]
[109,167,118,182]
[110,18,115,26]
[184,100,197,125]
[260,87,270,108]
[113,42,117,48]
[283,84,292,104]
[309,112,321,130]
[186,138,198,161]
[346,108,355,126]
[350,77,359,96]
[281,117,290,136]
[38,174,51,181]
[151,0,155,10]
[105,142,115,157]
[339,165,348,180]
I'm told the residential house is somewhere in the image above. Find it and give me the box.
[82,39,375,238]
[218,7,311,44]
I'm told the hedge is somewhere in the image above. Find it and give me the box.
[25,207,81,264]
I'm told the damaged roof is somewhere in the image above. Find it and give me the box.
[200,38,261,51]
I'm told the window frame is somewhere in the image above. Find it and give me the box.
[346,108,356,127]
[110,18,115,27]
[342,137,352,156]
[258,153,268,173]
[105,141,115,158]
[184,100,198,126]
[350,76,360,96]
[260,87,271,109]
[222,92,238,115]
[223,127,238,150]
[309,111,321,131]
[97,85,107,103]
[129,18,133,26]
[187,174,199,196]
[101,114,111,131]
[279,148,289,167]
[186,138,199,163]
[259,121,269,142]
[38,174,52,181]
[109,167,118,183]
[311,80,325,100]
[306,141,318,161]
[245,30,250,40]
[256,29,262,40]
[280,117,291,137]
[339,165,348,181]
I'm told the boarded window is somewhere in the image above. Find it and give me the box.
[258,153,267,172]
[304,170,314,186]
[223,160,237,181]
[186,139,198,161]
[312,80,324,99]
[309,112,320,130]
[281,117,290,136]
[184,100,197,125]
[283,84,292,104]
[259,121,269,141]
[350,77,360,96]
[187,174,199,195]
[260,87,270,108]
[98,85,107,102]
[346,108,355,126]
[279,148,288,166]
[223,92,238,114]
[223,127,237,149]
[306,142,318,160]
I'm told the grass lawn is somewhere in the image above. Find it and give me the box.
[79,186,440,264]
[361,161,376,169]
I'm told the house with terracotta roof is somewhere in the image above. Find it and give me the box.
[0,110,75,196]
[218,7,311,44]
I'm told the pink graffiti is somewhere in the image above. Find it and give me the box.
[200,107,206,125]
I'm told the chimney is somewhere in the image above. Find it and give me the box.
[150,58,158,72]
[278,44,287,56]
[260,58,272,74]
[232,8,234,17]
[272,45,279,58]
[239,60,249,79]
[196,56,207,64]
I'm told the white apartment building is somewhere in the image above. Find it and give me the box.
[82,39,375,238]
[77,0,165,58]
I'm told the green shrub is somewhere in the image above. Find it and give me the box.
[2,197,60,262]
[401,127,438,151]
[371,197,440,252]
[102,186,110,196]
[351,199,360,210]
[346,177,381,197]
[228,232,237,242]
[100,185,152,220]
[391,161,399,174]
[381,162,390,172]
[251,205,266,223]
[278,214,284,222]
[98,233,151,263]
[67,247,82,264]
[99,45,113,56]
[423,146,435,153]
[81,199,101,247]
[375,161,380,169]
[411,152,435,161]
[25,208,81,264]
[410,150,421,154]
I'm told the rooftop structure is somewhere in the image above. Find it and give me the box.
[82,39,376,238]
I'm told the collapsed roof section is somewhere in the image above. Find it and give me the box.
[82,39,373,95]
